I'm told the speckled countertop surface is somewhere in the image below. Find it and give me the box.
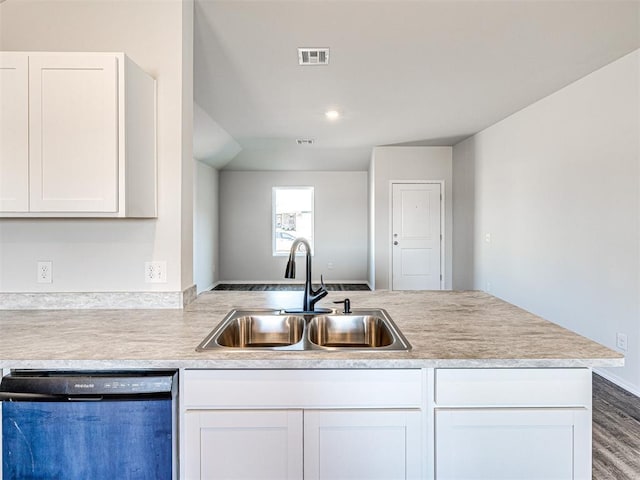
[0,290,623,369]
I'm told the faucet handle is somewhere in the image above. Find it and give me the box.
[310,275,329,306]
[314,274,328,294]
[333,298,351,314]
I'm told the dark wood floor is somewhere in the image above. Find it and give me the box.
[212,283,371,291]
[593,373,640,479]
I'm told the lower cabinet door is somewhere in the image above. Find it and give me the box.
[435,408,590,480]
[304,409,423,480]
[184,409,303,480]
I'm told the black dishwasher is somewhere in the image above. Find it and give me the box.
[1,370,176,480]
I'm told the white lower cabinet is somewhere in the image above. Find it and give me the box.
[433,368,593,480]
[184,408,421,480]
[181,369,425,480]
[435,408,590,480]
[184,410,303,480]
[304,409,422,480]
[181,368,594,480]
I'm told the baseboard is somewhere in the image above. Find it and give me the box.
[216,280,297,285]
[217,280,370,285]
[593,367,640,398]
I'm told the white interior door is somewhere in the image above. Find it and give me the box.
[392,182,442,290]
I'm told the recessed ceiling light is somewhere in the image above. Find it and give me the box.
[325,110,340,120]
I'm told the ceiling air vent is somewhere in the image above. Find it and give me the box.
[298,48,329,66]
[296,138,315,145]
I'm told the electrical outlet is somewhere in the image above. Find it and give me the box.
[616,333,628,351]
[327,262,335,270]
[144,261,167,283]
[37,261,53,283]
[485,233,491,243]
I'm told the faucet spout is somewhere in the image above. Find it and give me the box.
[284,238,328,312]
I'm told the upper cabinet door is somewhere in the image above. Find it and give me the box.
[29,54,119,213]
[0,53,29,212]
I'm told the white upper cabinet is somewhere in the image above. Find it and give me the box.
[0,53,29,212]
[433,368,592,480]
[0,52,156,217]
[29,54,119,213]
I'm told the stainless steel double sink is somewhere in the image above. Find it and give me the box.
[196,309,411,351]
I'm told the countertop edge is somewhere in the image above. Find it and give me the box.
[0,357,625,371]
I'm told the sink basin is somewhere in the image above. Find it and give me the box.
[197,313,305,350]
[308,315,394,348]
[196,309,411,351]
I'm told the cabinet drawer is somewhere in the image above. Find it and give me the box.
[435,368,591,407]
[183,369,424,409]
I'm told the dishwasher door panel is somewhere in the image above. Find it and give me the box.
[2,399,172,480]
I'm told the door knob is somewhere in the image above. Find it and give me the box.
[393,241,399,246]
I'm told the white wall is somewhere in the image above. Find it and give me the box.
[370,146,453,290]
[180,0,194,292]
[219,171,368,283]
[194,160,219,293]
[452,139,475,290]
[453,49,640,394]
[368,155,376,288]
[0,0,193,295]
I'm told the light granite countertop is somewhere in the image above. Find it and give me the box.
[0,290,624,370]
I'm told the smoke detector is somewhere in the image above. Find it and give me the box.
[298,48,330,66]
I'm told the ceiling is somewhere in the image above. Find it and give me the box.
[193,0,640,171]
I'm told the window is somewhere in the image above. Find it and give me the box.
[273,187,314,255]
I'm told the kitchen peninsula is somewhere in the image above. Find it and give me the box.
[0,290,623,479]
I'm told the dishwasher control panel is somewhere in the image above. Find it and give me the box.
[0,370,175,398]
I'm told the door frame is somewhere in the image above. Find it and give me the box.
[388,180,445,290]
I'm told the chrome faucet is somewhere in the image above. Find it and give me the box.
[284,238,328,312]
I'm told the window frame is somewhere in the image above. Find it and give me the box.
[272,186,314,257]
